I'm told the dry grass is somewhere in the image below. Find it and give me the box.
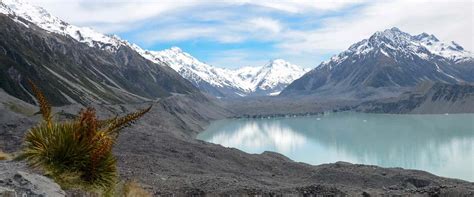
[4,101,36,116]
[0,150,11,160]
[120,181,152,197]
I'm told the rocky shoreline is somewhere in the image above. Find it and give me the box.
[1,91,473,196]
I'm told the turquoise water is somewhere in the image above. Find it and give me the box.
[197,113,474,181]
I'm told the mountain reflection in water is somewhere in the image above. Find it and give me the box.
[198,113,474,181]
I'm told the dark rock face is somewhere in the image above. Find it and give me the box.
[0,14,197,106]
[356,83,474,113]
[281,28,474,99]
[430,82,474,102]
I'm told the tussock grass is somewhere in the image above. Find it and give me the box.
[18,80,151,194]
[117,180,152,197]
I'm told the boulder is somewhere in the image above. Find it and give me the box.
[0,161,65,197]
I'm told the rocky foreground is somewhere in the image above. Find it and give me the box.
[1,90,473,196]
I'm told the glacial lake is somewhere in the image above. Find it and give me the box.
[197,113,474,182]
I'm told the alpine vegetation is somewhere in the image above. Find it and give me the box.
[18,81,151,193]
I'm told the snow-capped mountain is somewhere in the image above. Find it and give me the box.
[243,59,310,96]
[0,0,197,105]
[133,46,249,97]
[281,27,474,99]
[320,27,472,70]
[0,0,308,98]
[135,46,309,97]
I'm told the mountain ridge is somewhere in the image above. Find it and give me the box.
[0,1,198,105]
[0,0,309,98]
[136,46,310,97]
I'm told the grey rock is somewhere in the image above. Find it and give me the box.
[0,162,65,197]
[0,186,16,197]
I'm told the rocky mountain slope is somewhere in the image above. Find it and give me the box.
[137,46,309,97]
[356,82,474,113]
[281,27,474,100]
[0,0,197,105]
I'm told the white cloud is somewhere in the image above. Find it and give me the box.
[137,17,283,44]
[277,0,473,54]
[248,17,282,33]
[235,0,366,13]
[31,0,200,25]
[32,0,362,25]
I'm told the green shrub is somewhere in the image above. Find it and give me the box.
[18,80,151,192]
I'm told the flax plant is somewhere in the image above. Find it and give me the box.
[18,80,151,192]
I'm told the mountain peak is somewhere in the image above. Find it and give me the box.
[414,32,439,42]
[265,59,291,68]
[386,27,402,33]
[270,58,288,64]
[0,0,129,52]
[341,28,472,64]
[264,59,309,75]
[170,46,183,53]
[390,27,401,31]
[1,0,65,27]
[371,27,403,36]
[370,27,410,42]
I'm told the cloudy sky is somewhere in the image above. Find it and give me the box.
[31,0,473,69]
